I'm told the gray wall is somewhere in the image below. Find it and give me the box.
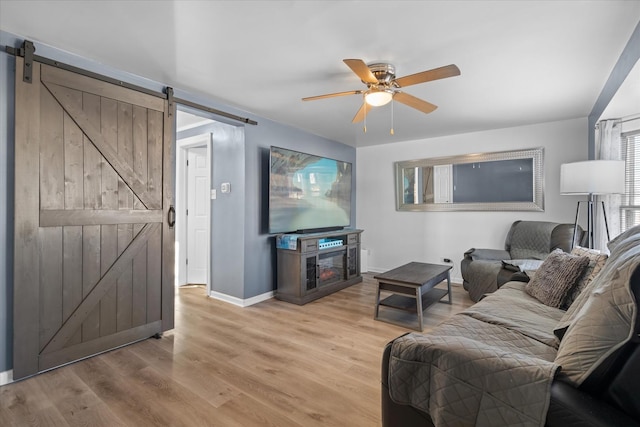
[0,29,356,373]
[176,114,357,300]
[243,118,357,299]
[177,120,247,299]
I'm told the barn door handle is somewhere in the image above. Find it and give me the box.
[168,205,176,229]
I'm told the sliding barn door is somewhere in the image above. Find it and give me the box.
[13,57,175,380]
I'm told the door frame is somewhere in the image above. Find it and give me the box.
[175,133,212,295]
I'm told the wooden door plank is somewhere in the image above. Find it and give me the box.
[13,57,41,379]
[132,105,148,327]
[145,108,164,325]
[39,227,63,351]
[62,88,85,347]
[117,102,134,213]
[132,105,147,235]
[83,93,103,210]
[100,97,119,338]
[63,89,84,209]
[147,110,163,209]
[39,86,64,210]
[82,225,101,342]
[40,321,162,373]
[40,63,165,112]
[161,103,175,332]
[43,81,160,209]
[132,246,148,328]
[40,209,163,227]
[63,226,83,347]
[38,81,65,353]
[117,102,134,332]
[82,92,103,342]
[116,221,134,333]
[146,225,162,323]
[42,223,160,355]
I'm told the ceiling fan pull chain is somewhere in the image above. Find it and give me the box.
[363,95,367,133]
[390,97,395,135]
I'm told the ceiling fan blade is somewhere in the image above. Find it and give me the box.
[394,92,438,114]
[343,59,378,84]
[351,103,370,123]
[394,64,460,88]
[302,90,363,101]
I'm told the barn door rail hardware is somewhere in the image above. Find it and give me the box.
[6,39,258,126]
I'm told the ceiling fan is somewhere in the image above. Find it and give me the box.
[302,59,460,126]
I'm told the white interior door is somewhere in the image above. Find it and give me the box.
[434,164,453,204]
[187,147,209,284]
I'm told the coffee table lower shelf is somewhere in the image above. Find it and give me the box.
[378,288,449,312]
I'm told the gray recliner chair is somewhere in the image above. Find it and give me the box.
[461,220,583,302]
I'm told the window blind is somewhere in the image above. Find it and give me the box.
[621,130,640,232]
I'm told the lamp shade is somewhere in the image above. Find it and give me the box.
[560,160,625,195]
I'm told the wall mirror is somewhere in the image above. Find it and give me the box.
[395,147,544,212]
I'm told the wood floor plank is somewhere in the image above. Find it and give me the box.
[0,373,66,426]
[128,339,243,409]
[1,274,474,426]
[36,367,126,427]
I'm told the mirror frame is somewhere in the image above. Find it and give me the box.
[395,147,544,212]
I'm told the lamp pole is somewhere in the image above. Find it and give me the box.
[587,193,595,249]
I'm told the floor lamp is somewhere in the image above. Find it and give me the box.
[560,160,625,249]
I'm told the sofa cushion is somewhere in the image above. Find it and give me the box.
[524,250,590,308]
[553,240,640,386]
[564,246,608,309]
[464,281,564,348]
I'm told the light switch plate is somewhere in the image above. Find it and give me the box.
[221,182,231,193]
[210,189,216,199]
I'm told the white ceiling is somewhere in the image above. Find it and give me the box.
[1,1,639,147]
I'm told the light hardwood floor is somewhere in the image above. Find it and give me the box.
[1,273,473,427]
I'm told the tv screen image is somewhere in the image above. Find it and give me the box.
[269,146,352,234]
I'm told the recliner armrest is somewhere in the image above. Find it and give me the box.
[464,248,511,261]
[546,380,640,427]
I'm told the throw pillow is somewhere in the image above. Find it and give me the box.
[524,249,589,309]
[564,246,608,309]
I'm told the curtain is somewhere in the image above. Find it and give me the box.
[594,119,622,251]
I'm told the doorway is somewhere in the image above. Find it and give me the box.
[175,119,213,294]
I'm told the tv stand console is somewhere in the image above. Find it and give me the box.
[275,229,363,305]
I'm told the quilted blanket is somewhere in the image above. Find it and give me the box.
[464,260,503,302]
[388,292,561,427]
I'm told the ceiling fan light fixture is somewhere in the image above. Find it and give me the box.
[365,89,393,107]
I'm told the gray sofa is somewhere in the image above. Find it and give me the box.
[461,220,583,301]
[382,225,640,427]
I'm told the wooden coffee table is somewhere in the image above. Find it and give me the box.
[374,262,452,331]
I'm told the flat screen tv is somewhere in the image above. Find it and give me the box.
[269,146,352,234]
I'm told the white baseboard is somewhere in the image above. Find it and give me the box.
[0,369,13,386]
[209,290,274,307]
